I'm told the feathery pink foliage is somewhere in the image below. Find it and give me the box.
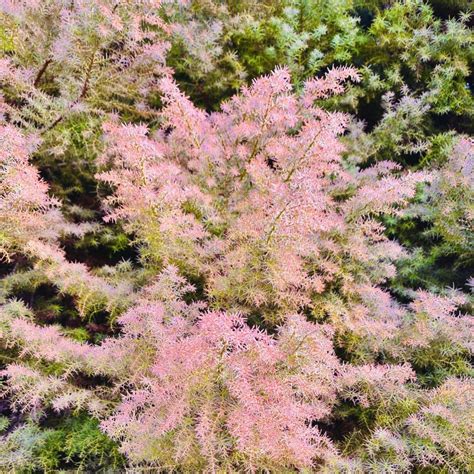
[98,68,427,328]
[0,53,471,472]
[340,363,416,408]
[0,125,62,259]
[0,0,172,132]
[401,290,473,352]
[102,307,340,469]
[407,377,474,468]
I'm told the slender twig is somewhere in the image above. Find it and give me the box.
[33,58,52,87]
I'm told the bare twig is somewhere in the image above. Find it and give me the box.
[33,58,52,87]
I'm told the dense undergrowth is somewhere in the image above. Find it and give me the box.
[0,0,473,472]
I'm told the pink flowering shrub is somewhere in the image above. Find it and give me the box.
[98,68,427,332]
[0,25,472,471]
[103,307,340,470]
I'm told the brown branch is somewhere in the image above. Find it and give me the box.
[34,59,52,87]
[43,114,64,133]
[78,48,97,100]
